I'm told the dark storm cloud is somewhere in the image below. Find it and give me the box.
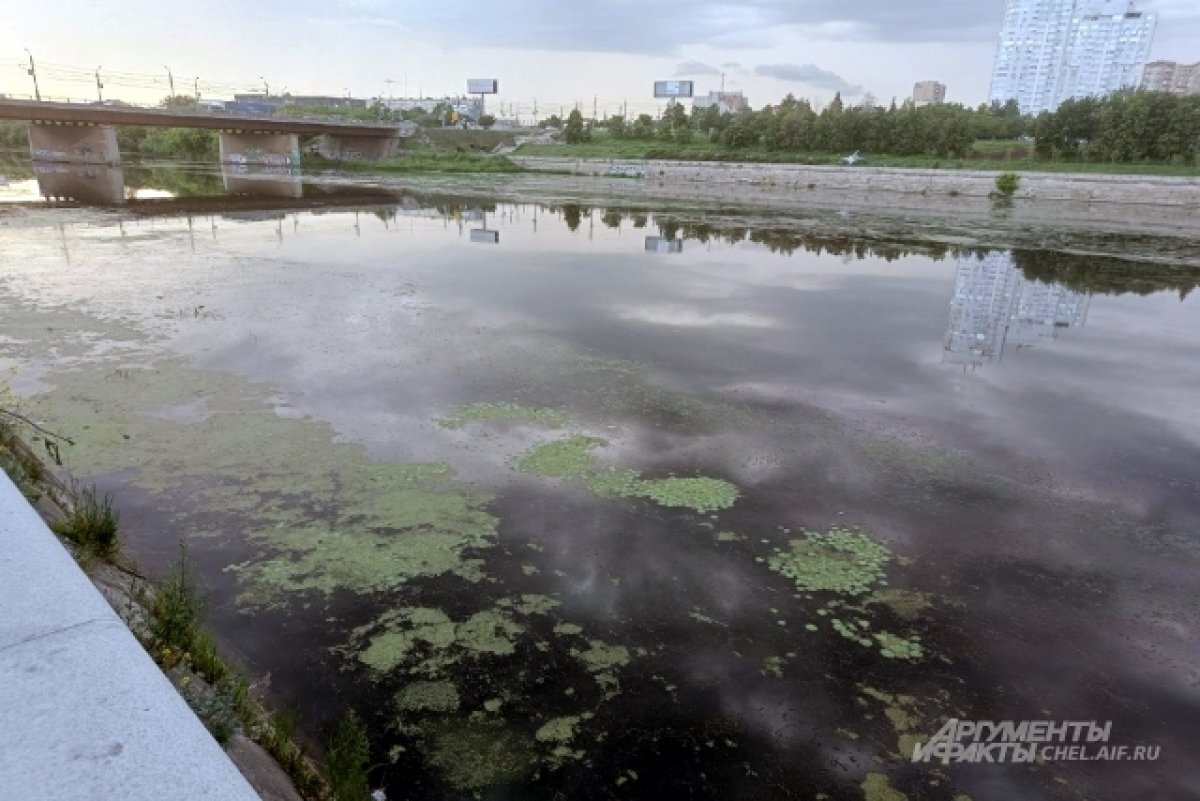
[676,60,722,77]
[754,63,865,95]
[347,0,1005,54]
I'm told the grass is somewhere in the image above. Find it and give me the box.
[326,711,372,801]
[514,136,1200,177]
[307,151,524,174]
[52,484,120,557]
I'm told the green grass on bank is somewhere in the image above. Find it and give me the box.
[513,138,1200,177]
[307,151,525,174]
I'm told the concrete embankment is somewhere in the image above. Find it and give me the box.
[510,156,1200,236]
[0,470,261,801]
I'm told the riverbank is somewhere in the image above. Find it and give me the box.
[0,420,347,801]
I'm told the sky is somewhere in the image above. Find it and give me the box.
[1,0,1197,117]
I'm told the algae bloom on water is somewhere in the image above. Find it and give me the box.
[439,402,570,430]
[768,527,891,596]
[514,435,607,478]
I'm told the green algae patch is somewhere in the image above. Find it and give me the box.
[867,588,932,621]
[874,631,924,661]
[570,639,630,697]
[499,594,561,616]
[716,530,745,542]
[553,622,583,636]
[515,435,606,478]
[439,402,570,430]
[768,528,891,596]
[354,607,458,673]
[860,687,925,757]
[535,715,586,766]
[762,655,785,678]
[421,719,536,790]
[396,681,460,713]
[631,476,739,513]
[509,427,740,513]
[586,468,642,498]
[862,773,908,801]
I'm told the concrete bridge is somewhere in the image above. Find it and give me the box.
[0,98,407,165]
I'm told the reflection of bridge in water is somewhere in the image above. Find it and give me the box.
[23,162,400,212]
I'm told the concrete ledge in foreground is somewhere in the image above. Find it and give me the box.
[0,470,260,801]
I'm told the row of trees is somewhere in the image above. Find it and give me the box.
[590,94,1027,157]
[561,90,1199,164]
[1034,91,1200,163]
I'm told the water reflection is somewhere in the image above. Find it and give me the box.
[220,163,303,198]
[944,251,1091,368]
[34,162,126,204]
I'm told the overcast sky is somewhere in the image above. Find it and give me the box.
[2,0,1197,116]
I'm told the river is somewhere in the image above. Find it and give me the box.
[1,161,1198,801]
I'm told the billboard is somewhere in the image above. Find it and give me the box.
[467,79,499,94]
[470,229,500,244]
[653,80,694,98]
[645,236,683,254]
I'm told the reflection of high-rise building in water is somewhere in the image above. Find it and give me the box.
[944,251,1090,367]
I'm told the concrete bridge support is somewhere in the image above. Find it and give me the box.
[34,163,126,204]
[316,134,400,161]
[218,131,301,166]
[28,122,120,165]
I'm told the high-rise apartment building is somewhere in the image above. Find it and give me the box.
[989,0,1156,114]
[1141,60,1200,95]
[912,81,947,106]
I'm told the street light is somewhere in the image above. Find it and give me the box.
[261,77,269,97]
[23,48,41,101]
[95,65,104,103]
[194,76,200,100]
[163,65,175,97]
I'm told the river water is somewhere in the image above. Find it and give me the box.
[1,164,1198,801]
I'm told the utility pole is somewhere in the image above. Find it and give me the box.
[23,49,40,101]
[593,94,597,120]
[94,66,104,103]
[261,77,269,97]
[720,72,725,93]
[384,78,395,105]
[194,76,200,100]
[164,66,174,97]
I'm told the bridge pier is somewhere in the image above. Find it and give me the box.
[28,122,120,166]
[218,131,301,166]
[316,134,400,161]
[34,163,125,204]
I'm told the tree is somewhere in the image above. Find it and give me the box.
[544,114,563,129]
[478,114,496,129]
[606,114,627,139]
[564,108,588,144]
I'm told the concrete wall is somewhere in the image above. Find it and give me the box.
[512,157,1200,208]
[34,163,126,204]
[0,471,260,801]
[28,123,120,166]
[218,132,301,166]
[316,134,400,161]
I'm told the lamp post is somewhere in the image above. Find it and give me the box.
[23,49,41,101]
[194,76,200,100]
[164,66,175,97]
[95,66,104,103]
[261,77,269,97]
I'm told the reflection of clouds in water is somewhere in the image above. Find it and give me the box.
[612,303,781,329]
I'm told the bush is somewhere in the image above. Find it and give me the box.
[327,711,371,801]
[995,172,1020,196]
[53,485,119,557]
[150,542,204,649]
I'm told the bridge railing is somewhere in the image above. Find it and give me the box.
[0,95,405,130]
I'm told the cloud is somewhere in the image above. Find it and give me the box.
[285,0,1009,55]
[720,62,745,71]
[754,63,865,95]
[675,60,722,77]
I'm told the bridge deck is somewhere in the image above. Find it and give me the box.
[0,99,400,137]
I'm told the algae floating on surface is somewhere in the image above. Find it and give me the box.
[439,402,570,430]
[768,527,891,596]
[515,435,607,478]
[396,680,461,713]
[420,719,537,790]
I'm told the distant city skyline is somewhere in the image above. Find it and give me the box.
[1,0,1197,116]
